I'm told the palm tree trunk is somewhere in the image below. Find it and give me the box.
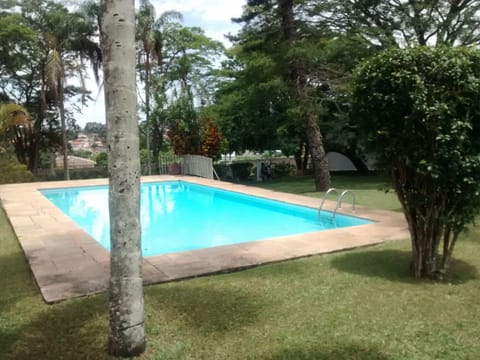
[59,76,70,180]
[145,52,152,175]
[101,0,146,356]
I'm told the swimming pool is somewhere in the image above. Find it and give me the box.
[41,181,372,256]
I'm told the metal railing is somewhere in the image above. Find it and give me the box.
[319,187,356,220]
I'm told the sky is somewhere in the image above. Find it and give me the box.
[73,0,245,128]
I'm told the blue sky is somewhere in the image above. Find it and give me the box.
[74,0,245,127]
[152,0,244,45]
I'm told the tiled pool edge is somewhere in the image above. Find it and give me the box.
[0,176,409,303]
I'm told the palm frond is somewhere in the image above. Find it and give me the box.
[0,103,31,134]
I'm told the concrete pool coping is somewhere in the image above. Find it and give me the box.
[0,176,409,303]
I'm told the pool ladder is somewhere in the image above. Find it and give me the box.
[318,188,356,220]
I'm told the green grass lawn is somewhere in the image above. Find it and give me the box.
[1,175,479,359]
[246,173,402,211]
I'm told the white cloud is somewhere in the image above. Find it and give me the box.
[74,0,245,127]
[151,0,243,45]
[152,0,244,22]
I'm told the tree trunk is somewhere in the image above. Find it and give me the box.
[302,142,309,172]
[304,109,331,190]
[151,125,163,175]
[392,164,455,279]
[279,0,331,191]
[343,148,369,174]
[59,76,70,180]
[145,52,152,175]
[101,0,146,357]
[294,146,302,174]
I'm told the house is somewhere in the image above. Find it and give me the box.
[55,155,95,169]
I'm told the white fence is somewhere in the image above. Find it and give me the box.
[182,155,213,179]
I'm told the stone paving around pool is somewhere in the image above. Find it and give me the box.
[0,176,409,303]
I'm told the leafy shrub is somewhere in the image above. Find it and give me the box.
[213,163,229,180]
[352,46,480,279]
[230,162,253,181]
[271,161,295,178]
[94,152,108,167]
[0,155,33,184]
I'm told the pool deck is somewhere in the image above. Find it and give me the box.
[0,176,409,303]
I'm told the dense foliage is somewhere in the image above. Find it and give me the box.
[0,0,101,175]
[0,103,33,183]
[3,0,480,181]
[314,0,480,47]
[135,0,225,173]
[0,155,34,184]
[352,46,480,278]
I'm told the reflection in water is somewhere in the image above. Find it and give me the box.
[41,181,371,256]
[43,186,110,249]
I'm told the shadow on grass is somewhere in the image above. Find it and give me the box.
[0,252,38,313]
[145,282,265,335]
[0,292,110,360]
[331,249,478,284]
[265,343,389,360]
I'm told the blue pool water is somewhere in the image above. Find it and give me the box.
[41,181,372,256]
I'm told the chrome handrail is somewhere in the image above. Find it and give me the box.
[318,188,338,219]
[333,190,356,219]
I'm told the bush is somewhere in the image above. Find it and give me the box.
[94,152,108,167]
[230,162,253,181]
[213,163,229,180]
[270,161,295,178]
[0,155,33,184]
[352,46,480,279]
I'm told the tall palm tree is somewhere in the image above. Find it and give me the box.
[101,0,145,356]
[33,1,101,180]
[136,0,182,174]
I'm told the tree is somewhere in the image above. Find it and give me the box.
[167,87,201,154]
[314,0,480,47]
[100,0,145,356]
[278,0,332,190]
[352,46,480,279]
[212,47,296,155]
[136,3,183,175]
[201,119,224,160]
[135,7,226,174]
[0,9,46,173]
[17,0,101,179]
[84,121,106,141]
[145,23,224,168]
[136,0,159,175]
[42,4,101,180]
[224,0,333,189]
[0,103,33,184]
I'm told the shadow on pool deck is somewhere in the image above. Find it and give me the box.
[0,175,410,303]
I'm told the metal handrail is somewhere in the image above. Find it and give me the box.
[333,190,356,219]
[318,188,339,219]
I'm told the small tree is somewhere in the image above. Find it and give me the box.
[201,120,223,160]
[0,103,33,183]
[352,46,480,279]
